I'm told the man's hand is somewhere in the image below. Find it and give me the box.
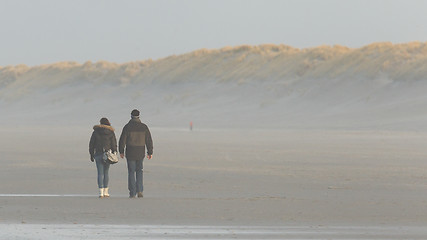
[90,156,94,162]
[147,155,152,160]
[120,153,124,159]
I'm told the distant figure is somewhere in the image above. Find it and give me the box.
[89,117,118,198]
[119,109,153,198]
[190,121,193,131]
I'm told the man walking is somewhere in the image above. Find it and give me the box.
[119,109,153,198]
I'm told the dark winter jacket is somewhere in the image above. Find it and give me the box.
[119,118,153,161]
[89,124,118,157]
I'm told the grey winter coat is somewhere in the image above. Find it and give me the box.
[119,118,153,161]
[89,124,118,157]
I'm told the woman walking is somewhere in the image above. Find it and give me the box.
[89,117,117,198]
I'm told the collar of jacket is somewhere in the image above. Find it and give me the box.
[130,117,141,123]
[93,124,115,132]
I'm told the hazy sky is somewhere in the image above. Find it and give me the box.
[1,0,426,66]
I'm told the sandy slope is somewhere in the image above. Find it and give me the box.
[1,42,427,129]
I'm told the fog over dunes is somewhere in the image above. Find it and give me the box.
[1,42,427,129]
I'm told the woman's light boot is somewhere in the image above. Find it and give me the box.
[99,188,104,198]
[104,188,109,197]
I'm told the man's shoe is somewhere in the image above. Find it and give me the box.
[137,192,143,198]
[129,195,136,199]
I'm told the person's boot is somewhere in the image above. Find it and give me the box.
[137,192,143,198]
[99,188,104,198]
[104,188,109,197]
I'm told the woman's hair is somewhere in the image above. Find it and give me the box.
[100,117,111,126]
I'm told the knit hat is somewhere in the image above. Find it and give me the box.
[100,117,111,126]
[131,109,140,117]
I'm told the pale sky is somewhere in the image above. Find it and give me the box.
[1,0,426,66]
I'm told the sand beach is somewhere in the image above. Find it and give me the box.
[1,127,427,239]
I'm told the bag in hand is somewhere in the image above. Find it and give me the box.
[103,149,119,164]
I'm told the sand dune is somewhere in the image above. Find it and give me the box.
[1,42,427,129]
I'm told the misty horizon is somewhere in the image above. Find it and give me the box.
[1,41,427,130]
[1,41,426,68]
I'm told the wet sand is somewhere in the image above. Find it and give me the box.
[1,127,427,238]
[2,224,427,239]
